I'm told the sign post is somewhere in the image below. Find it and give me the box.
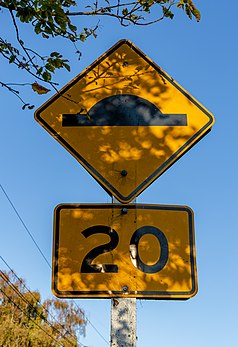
[110,198,137,347]
[111,297,136,347]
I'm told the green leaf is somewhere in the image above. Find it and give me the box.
[185,4,192,20]
[191,7,201,22]
[9,55,16,63]
[45,63,55,72]
[68,23,77,32]
[79,34,86,42]
[34,23,42,35]
[42,71,51,81]
[177,0,185,9]
[163,6,174,19]
[50,52,60,58]
[63,63,71,72]
[122,8,128,16]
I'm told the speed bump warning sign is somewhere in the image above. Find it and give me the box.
[35,40,214,202]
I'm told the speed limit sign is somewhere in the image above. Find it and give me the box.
[52,204,197,299]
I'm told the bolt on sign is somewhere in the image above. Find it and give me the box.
[35,40,215,203]
[52,204,197,299]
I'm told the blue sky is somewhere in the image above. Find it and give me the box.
[1,1,238,346]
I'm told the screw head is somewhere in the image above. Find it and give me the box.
[121,170,128,177]
[121,208,128,215]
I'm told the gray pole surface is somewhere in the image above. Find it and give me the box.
[110,197,137,347]
[110,298,137,347]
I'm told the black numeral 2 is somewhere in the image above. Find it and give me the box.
[81,225,119,273]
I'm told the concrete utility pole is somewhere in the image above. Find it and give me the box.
[110,197,137,347]
[110,298,136,347]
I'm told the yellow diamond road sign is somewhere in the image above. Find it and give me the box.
[52,204,197,299]
[35,40,214,203]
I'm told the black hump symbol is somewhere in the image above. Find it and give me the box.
[62,94,187,127]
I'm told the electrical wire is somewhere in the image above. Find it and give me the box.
[0,271,78,347]
[0,286,64,347]
[0,255,81,344]
[0,183,51,268]
[0,256,88,347]
[85,318,109,345]
[0,183,110,346]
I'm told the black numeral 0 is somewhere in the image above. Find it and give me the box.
[130,226,169,274]
[81,225,119,273]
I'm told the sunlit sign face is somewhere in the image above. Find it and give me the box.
[35,40,214,203]
[52,204,198,299]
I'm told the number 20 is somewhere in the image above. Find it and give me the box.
[81,225,169,274]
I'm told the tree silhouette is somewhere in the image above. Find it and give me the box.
[0,270,86,346]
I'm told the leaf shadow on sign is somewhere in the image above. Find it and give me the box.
[53,207,196,299]
[58,48,198,199]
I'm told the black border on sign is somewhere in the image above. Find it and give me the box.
[52,203,198,299]
[35,40,214,203]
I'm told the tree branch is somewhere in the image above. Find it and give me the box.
[0,0,200,108]
[0,81,34,109]
[9,8,39,71]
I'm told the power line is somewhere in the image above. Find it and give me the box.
[0,286,64,347]
[86,318,109,346]
[0,255,80,344]
[0,183,109,346]
[0,256,88,347]
[0,271,78,347]
[0,183,51,268]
